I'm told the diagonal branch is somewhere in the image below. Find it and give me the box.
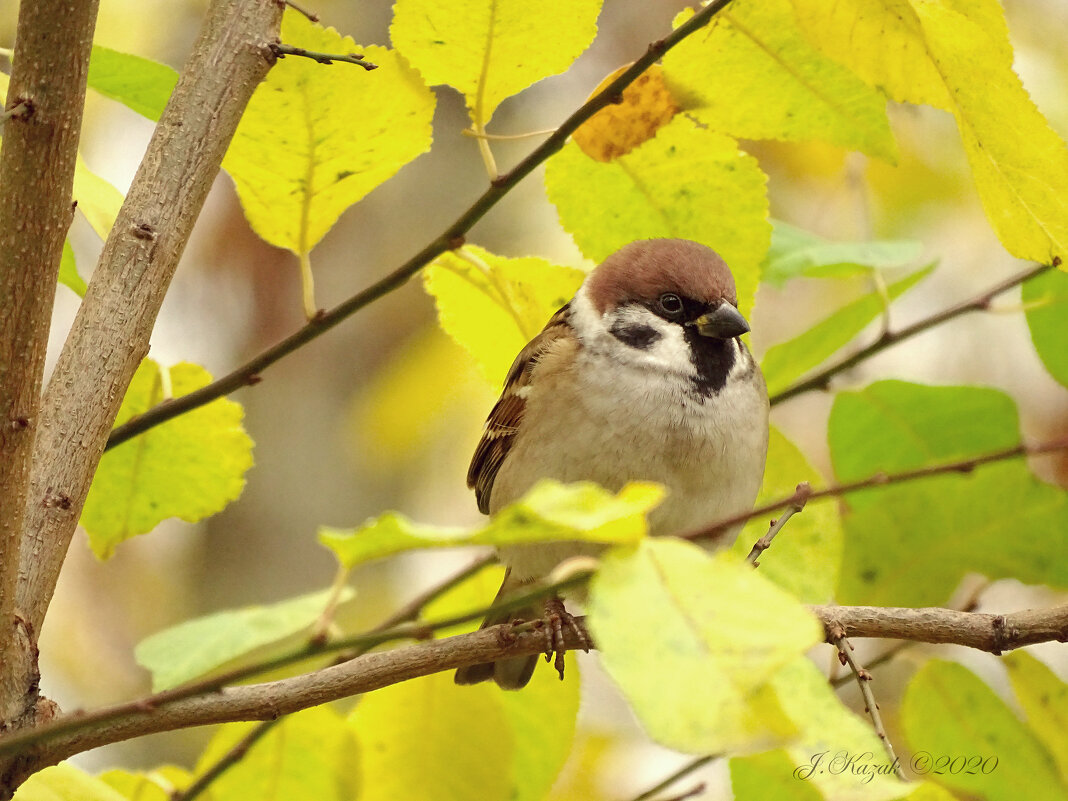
[769,259,1057,406]
[0,0,100,737]
[103,0,741,451]
[16,0,284,639]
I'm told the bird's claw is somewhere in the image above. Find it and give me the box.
[542,596,589,680]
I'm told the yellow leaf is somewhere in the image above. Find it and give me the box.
[391,0,602,126]
[82,359,254,558]
[792,0,1068,262]
[911,0,1068,263]
[790,0,955,108]
[545,116,770,316]
[573,64,680,162]
[663,0,896,161]
[588,540,822,754]
[73,154,124,241]
[223,10,435,255]
[424,245,585,386]
[353,672,513,801]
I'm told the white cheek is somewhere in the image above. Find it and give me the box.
[570,287,695,377]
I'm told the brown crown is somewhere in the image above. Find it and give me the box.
[585,239,737,314]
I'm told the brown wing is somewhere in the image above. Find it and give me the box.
[467,304,573,514]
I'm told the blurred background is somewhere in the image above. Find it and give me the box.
[3,0,1068,797]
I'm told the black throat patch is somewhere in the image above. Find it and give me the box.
[609,320,662,350]
[683,328,738,397]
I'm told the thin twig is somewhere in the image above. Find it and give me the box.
[172,718,278,801]
[681,436,1068,545]
[282,0,318,22]
[770,259,1058,406]
[103,0,740,451]
[746,482,811,565]
[834,633,907,781]
[629,756,716,801]
[269,43,377,70]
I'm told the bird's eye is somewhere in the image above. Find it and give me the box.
[658,293,683,316]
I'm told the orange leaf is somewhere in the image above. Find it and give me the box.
[573,64,679,162]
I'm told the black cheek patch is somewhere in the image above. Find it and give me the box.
[609,321,662,350]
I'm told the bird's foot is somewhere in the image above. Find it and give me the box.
[541,596,589,680]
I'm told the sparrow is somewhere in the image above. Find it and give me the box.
[454,238,769,689]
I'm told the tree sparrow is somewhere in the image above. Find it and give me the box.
[455,238,769,689]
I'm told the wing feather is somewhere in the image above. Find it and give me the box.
[467,304,573,514]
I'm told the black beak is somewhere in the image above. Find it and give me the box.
[693,303,750,339]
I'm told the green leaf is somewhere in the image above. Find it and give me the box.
[223,11,435,255]
[88,45,178,122]
[319,479,662,569]
[761,264,933,397]
[829,382,1068,605]
[829,381,1020,487]
[135,586,352,691]
[663,0,896,161]
[545,116,770,315]
[1003,651,1068,784]
[13,764,129,801]
[59,240,87,297]
[903,660,1067,801]
[733,427,842,602]
[588,539,822,753]
[390,0,601,126]
[762,222,925,288]
[197,707,358,801]
[352,672,513,801]
[82,359,254,558]
[424,246,585,385]
[1023,268,1068,389]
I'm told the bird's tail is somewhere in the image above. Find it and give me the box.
[453,569,540,690]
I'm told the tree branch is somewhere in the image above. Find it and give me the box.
[0,0,100,738]
[3,600,1065,772]
[15,0,284,640]
[103,0,741,451]
[769,260,1058,406]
